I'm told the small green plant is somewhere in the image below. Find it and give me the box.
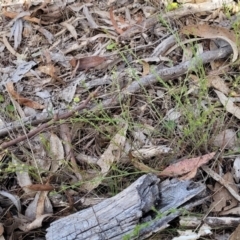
[0,94,4,102]
[106,41,117,51]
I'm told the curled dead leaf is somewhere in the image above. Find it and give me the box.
[109,7,124,34]
[6,82,44,109]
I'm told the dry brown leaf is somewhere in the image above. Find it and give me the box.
[109,7,123,34]
[49,133,64,172]
[83,121,128,191]
[38,64,55,77]
[142,61,150,76]
[202,165,240,202]
[230,224,240,240]
[181,24,238,62]
[25,191,53,221]
[25,184,54,191]
[70,56,107,71]
[213,129,237,149]
[180,168,198,180]
[38,64,64,84]
[209,172,238,212]
[159,152,216,177]
[97,122,128,174]
[12,155,34,195]
[61,22,77,39]
[3,10,40,24]
[36,191,50,218]
[31,0,51,17]
[215,90,240,119]
[10,19,23,49]
[2,35,21,58]
[0,190,21,212]
[0,223,3,236]
[20,214,52,232]
[207,75,230,95]
[131,157,158,173]
[6,82,44,109]
[220,206,240,216]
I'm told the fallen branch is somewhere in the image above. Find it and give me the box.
[0,46,232,138]
[93,45,232,111]
[0,87,100,150]
[46,174,206,240]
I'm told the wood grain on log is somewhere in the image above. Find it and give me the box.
[46,174,206,240]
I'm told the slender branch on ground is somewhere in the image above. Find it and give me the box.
[0,46,232,138]
[0,87,101,150]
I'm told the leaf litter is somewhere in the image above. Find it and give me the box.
[1,0,240,239]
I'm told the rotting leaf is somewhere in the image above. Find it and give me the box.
[181,24,238,62]
[6,82,44,109]
[159,152,216,178]
[69,56,107,71]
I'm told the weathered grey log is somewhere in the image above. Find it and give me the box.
[46,174,206,240]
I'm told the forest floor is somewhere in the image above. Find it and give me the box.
[1,0,240,239]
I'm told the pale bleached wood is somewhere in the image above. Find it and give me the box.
[46,174,206,240]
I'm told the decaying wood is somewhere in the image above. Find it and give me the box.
[46,174,206,240]
[0,46,232,139]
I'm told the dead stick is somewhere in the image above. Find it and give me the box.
[0,46,233,137]
[0,87,100,150]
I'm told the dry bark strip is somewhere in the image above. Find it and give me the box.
[46,174,206,240]
[0,46,232,141]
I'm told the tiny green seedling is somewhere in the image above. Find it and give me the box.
[0,94,4,102]
[106,41,117,50]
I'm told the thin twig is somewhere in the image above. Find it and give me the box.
[0,46,232,137]
[0,87,100,150]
